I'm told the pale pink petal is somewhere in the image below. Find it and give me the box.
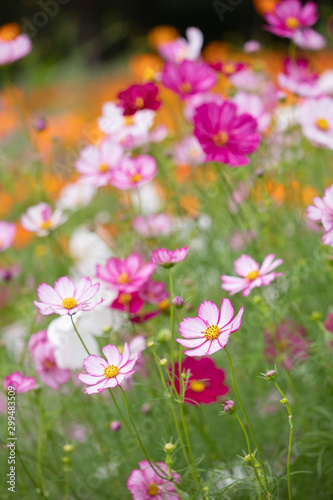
[83,355,107,375]
[119,343,130,367]
[179,317,206,338]
[260,254,283,274]
[218,298,234,328]
[37,283,62,305]
[54,276,76,299]
[78,373,104,385]
[198,300,220,324]
[184,341,211,357]
[102,345,122,366]
[234,254,259,277]
[230,307,244,333]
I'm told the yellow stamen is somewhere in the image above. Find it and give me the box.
[99,163,109,173]
[118,293,132,304]
[224,62,236,74]
[316,118,329,131]
[213,131,229,147]
[43,359,55,370]
[62,297,77,309]
[179,82,192,93]
[190,380,206,393]
[117,272,130,284]
[204,324,220,341]
[135,97,144,108]
[158,298,170,311]
[40,220,52,230]
[104,365,119,379]
[124,116,135,126]
[147,483,159,496]
[0,23,20,42]
[130,173,142,183]
[285,17,299,29]
[246,270,260,281]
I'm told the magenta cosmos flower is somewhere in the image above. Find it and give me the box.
[298,97,333,151]
[111,155,157,190]
[171,357,229,405]
[263,0,319,39]
[78,343,138,394]
[278,57,321,98]
[96,253,155,293]
[127,460,181,500]
[75,138,123,187]
[3,372,36,393]
[176,299,244,357]
[151,246,188,268]
[161,59,217,100]
[34,276,102,316]
[221,254,283,297]
[193,102,260,166]
[0,23,32,66]
[21,202,66,236]
[118,83,161,116]
[307,185,333,246]
[210,60,245,77]
[0,221,16,251]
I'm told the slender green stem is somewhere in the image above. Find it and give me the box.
[168,270,175,381]
[178,309,183,403]
[64,463,70,500]
[274,381,293,500]
[36,391,46,498]
[179,403,200,486]
[224,347,269,493]
[70,315,90,356]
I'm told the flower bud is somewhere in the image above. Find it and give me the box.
[159,358,168,366]
[33,116,47,132]
[157,328,171,343]
[147,341,155,348]
[224,400,236,414]
[164,443,175,453]
[280,398,288,405]
[311,311,322,322]
[324,313,333,332]
[110,420,121,432]
[265,369,277,381]
[172,296,185,308]
[63,444,74,453]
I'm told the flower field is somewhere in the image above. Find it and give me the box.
[1,1,333,499]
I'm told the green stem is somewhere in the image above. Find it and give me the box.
[168,270,175,381]
[70,315,90,356]
[274,381,293,500]
[224,347,269,493]
[36,391,46,498]
[178,309,183,403]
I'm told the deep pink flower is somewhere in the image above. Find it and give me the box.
[158,27,203,63]
[278,57,321,98]
[221,254,283,297]
[96,253,155,293]
[0,221,16,251]
[176,299,244,357]
[111,292,144,314]
[298,97,333,151]
[325,313,333,333]
[130,310,161,323]
[127,460,181,500]
[111,155,157,190]
[118,83,161,116]
[209,61,245,77]
[307,185,333,246]
[0,23,32,66]
[139,279,169,305]
[161,59,217,100]
[78,343,138,394]
[21,202,66,236]
[171,357,228,405]
[3,372,36,393]
[29,330,71,390]
[151,246,188,267]
[263,0,319,39]
[264,319,310,370]
[193,102,260,166]
[34,276,102,316]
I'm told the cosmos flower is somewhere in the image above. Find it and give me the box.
[277,57,321,98]
[161,59,217,99]
[56,182,96,211]
[221,254,283,297]
[78,343,138,394]
[158,26,203,63]
[151,246,188,267]
[20,203,66,237]
[176,299,244,357]
[193,101,260,166]
[174,136,205,166]
[132,214,172,238]
[307,185,333,246]
[0,23,32,66]
[0,221,16,251]
[209,60,245,77]
[111,155,157,190]
[127,460,181,500]
[171,357,229,405]
[3,372,36,393]
[118,83,161,115]
[263,0,319,39]
[298,97,333,150]
[34,276,102,316]
[231,92,271,133]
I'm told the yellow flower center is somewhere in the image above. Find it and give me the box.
[285,17,300,29]
[246,270,260,281]
[179,81,192,93]
[40,219,52,230]
[118,293,132,304]
[117,272,130,284]
[224,62,236,74]
[135,97,144,108]
[62,297,77,309]
[0,23,20,42]
[124,116,135,126]
[316,118,329,131]
[99,163,109,173]
[147,483,159,496]
[158,298,170,311]
[204,324,220,341]
[213,131,229,147]
[190,380,206,392]
[104,364,119,379]
[43,359,55,370]
[130,173,142,183]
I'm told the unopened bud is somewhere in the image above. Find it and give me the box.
[280,398,288,405]
[63,444,74,453]
[147,341,155,348]
[172,296,185,308]
[265,369,277,381]
[110,421,121,432]
[224,400,236,414]
[159,358,168,366]
[164,443,175,453]
[33,116,47,132]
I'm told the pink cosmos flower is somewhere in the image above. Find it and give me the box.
[3,372,36,393]
[221,254,283,297]
[278,57,321,98]
[263,0,319,39]
[174,136,205,166]
[193,102,260,166]
[0,221,16,251]
[75,139,123,187]
[176,299,244,357]
[34,276,102,316]
[132,213,172,238]
[243,40,261,53]
[111,292,144,314]
[138,279,169,305]
[158,27,203,63]
[264,319,310,370]
[161,59,217,100]
[232,93,271,133]
[118,83,161,116]
[151,246,188,267]
[171,357,229,405]
[96,253,155,293]
[29,330,71,390]
[307,185,333,246]
[183,92,224,122]
[209,61,245,77]
[292,28,326,50]
[298,97,333,150]
[78,343,138,394]
[111,155,157,190]
[0,23,32,66]
[127,460,181,500]
[21,202,66,236]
